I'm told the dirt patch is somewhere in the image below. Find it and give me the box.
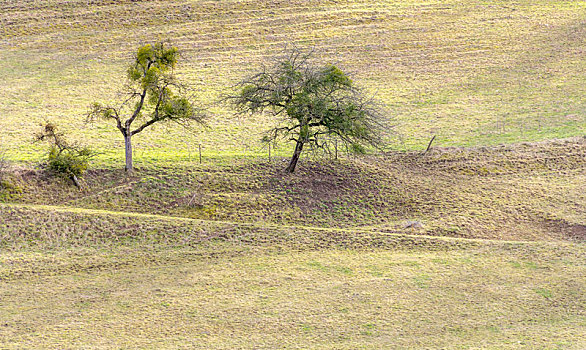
[542,219,586,242]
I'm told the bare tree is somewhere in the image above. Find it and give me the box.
[88,41,206,172]
[226,48,389,173]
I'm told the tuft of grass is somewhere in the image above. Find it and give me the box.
[535,288,554,300]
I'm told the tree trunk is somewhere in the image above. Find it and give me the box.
[285,141,304,173]
[124,133,133,172]
[71,174,81,189]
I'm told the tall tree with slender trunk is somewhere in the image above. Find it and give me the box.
[227,49,388,173]
[88,42,206,172]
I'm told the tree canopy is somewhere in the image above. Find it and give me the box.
[229,49,388,172]
[88,41,206,171]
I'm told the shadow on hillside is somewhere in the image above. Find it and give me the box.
[3,138,584,242]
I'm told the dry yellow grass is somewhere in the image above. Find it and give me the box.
[0,138,584,348]
[0,2,585,348]
[1,242,585,349]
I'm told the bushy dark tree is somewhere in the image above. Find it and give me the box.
[228,49,388,172]
[88,41,206,172]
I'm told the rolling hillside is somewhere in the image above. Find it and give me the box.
[0,1,585,348]
[0,0,584,165]
[2,137,585,243]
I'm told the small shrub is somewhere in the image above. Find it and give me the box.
[35,122,95,187]
[0,151,21,200]
[47,146,92,178]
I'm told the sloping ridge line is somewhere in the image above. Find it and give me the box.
[0,202,559,246]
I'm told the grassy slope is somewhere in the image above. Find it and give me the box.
[4,137,585,242]
[0,0,585,164]
[1,1,585,348]
[1,235,585,349]
[1,138,584,348]
[0,137,584,348]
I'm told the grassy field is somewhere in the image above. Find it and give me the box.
[1,0,585,348]
[1,138,584,349]
[0,0,585,165]
[1,196,585,348]
[1,240,585,349]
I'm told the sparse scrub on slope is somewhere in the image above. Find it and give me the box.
[34,122,95,189]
